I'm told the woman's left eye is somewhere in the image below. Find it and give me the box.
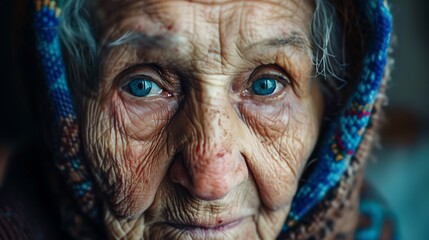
[123,78,163,97]
[251,78,284,96]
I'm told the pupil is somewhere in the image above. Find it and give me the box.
[138,82,144,89]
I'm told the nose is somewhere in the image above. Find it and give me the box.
[169,95,248,200]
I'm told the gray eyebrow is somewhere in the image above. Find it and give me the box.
[267,33,310,49]
[107,31,309,50]
[106,31,180,49]
[244,32,312,54]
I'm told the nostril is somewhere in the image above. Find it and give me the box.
[169,156,191,187]
[170,146,248,200]
[170,157,228,200]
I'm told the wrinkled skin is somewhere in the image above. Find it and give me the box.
[82,0,323,239]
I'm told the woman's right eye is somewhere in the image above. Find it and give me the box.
[123,78,163,97]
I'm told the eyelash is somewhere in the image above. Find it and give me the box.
[250,73,290,86]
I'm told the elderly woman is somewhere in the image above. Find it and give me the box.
[1,0,393,239]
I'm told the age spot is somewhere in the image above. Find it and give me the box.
[216,152,225,158]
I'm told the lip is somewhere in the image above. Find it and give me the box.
[166,217,246,235]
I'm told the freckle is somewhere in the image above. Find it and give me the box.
[167,25,173,30]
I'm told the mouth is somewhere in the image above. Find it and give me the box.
[166,217,246,237]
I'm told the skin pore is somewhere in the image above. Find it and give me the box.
[81,0,323,239]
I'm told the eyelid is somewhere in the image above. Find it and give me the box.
[121,73,158,89]
[116,64,176,92]
[248,65,291,87]
[250,73,290,86]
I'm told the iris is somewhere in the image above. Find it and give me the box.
[125,78,163,97]
[128,79,152,97]
[251,78,277,96]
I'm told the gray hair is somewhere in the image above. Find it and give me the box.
[58,0,345,97]
[59,0,98,96]
[312,0,345,85]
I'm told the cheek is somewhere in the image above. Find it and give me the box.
[82,93,175,217]
[240,98,291,141]
[111,92,178,140]
[239,89,322,209]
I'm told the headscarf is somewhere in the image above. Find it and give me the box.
[33,0,394,239]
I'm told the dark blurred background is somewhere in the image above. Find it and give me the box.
[0,0,428,239]
[364,0,429,239]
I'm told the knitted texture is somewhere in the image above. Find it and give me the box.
[33,0,99,220]
[284,0,392,230]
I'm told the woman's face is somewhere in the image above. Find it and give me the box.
[82,0,323,239]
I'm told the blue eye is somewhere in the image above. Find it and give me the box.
[251,78,278,96]
[125,78,162,97]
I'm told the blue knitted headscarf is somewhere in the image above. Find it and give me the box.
[34,0,393,238]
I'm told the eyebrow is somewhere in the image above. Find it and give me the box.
[106,31,180,49]
[268,34,310,49]
[107,30,310,50]
[242,31,311,55]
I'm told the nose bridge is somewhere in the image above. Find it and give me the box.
[185,90,234,178]
[170,82,248,200]
[185,79,232,146]
[198,99,227,143]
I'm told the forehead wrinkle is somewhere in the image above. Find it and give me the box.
[99,1,313,79]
